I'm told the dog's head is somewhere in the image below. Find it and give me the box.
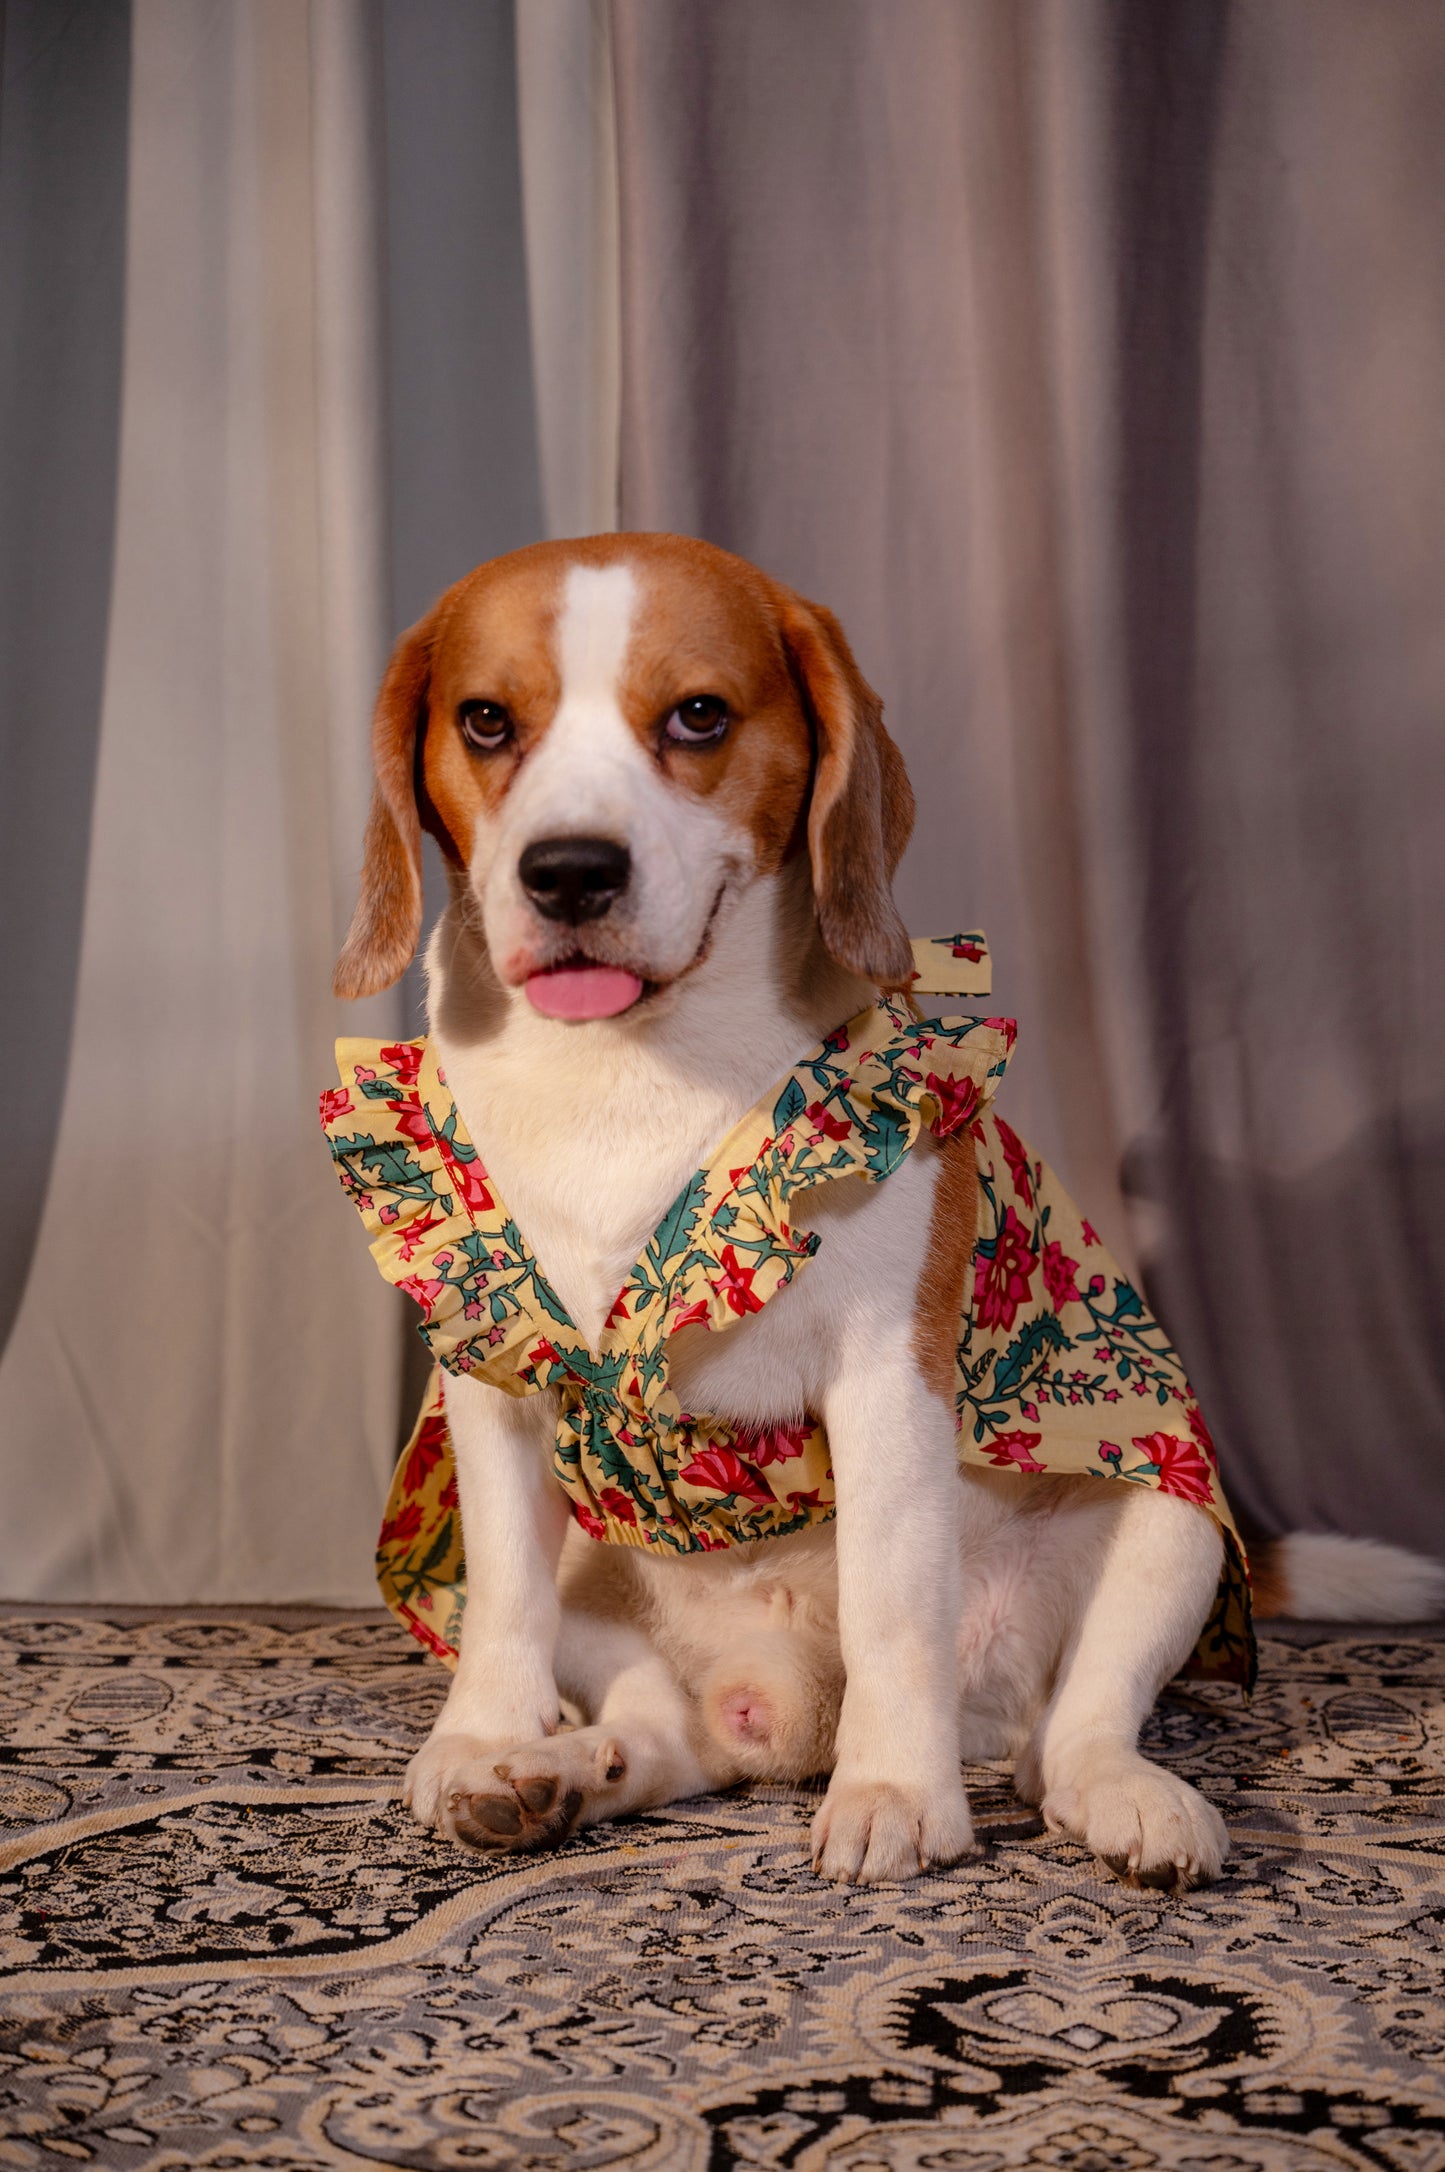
[334,535,914,1019]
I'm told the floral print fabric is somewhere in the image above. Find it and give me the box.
[320,951,1253,1686]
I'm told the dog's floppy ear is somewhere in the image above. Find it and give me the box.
[778,591,916,989]
[333,609,436,999]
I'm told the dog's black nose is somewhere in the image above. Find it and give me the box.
[518,835,632,923]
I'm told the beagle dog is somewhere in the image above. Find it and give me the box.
[332,533,1442,1889]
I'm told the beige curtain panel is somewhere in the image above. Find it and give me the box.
[2,0,1442,1600]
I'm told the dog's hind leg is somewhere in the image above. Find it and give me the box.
[1015,1486,1229,1892]
[438,1608,725,1857]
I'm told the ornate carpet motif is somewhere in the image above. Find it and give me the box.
[0,1608,1442,2170]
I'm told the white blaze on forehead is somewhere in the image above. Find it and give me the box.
[555,562,638,720]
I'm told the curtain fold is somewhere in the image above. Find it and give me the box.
[0,0,402,1601]
[609,0,1445,1552]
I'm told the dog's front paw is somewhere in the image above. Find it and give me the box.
[1041,1747,1228,1892]
[405,1728,628,1857]
[810,1775,977,1885]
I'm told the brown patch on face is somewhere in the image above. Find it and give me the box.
[418,553,568,867]
[614,546,816,872]
[334,532,916,996]
[914,1134,980,1400]
[1246,1537,1288,1619]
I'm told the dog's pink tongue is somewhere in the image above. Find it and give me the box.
[525,966,644,1020]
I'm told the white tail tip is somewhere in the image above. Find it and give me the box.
[1254,1532,1445,1623]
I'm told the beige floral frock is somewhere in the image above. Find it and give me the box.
[320,933,1254,1686]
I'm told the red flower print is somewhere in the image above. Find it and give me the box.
[1082,1220,1101,1248]
[454,1160,493,1214]
[952,940,984,962]
[397,1274,444,1316]
[386,1102,432,1151]
[712,1245,764,1316]
[398,1211,444,1263]
[1133,1430,1214,1505]
[678,1445,776,1504]
[994,1117,1034,1206]
[983,1017,1019,1050]
[379,1041,423,1086]
[1184,1402,1219,1470]
[318,1086,354,1127]
[785,1488,825,1512]
[598,1486,638,1526]
[404,1610,455,1661]
[671,1297,711,1332]
[438,1475,459,1511]
[403,1413,448,1494]
[734,1420,810,1466]
[528,1339,560,1367]
[926,1071,982,1140]
[984,1430,1046,1474]
[379,1500,424,1548]
[806,1100,851,1143]
[573,1501,607,1541]
[1042,1240,1080,1311]
[973,1205,1037,1334]
[605,1289,630,1329]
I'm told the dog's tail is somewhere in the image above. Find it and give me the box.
[1251,1532,1445,1622]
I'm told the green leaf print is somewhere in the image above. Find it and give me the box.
[862,1101,911,1179]
[773,1076,807,1129]
[648,1172,706,1273]
[991,1314,1070,1400]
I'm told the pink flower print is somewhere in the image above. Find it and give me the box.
[1021,1401,1039,1421]
[926,1071,982,1140]
[973,1205,1037,1334]
[1088,1273,1106,1297]
[433,1252,453,1270]
[994,1116,1034,1206]
[671,1297,712,1332]
[379,1041,424,1086]
[1134,1430,1214,1505]
[318,1086,354,1126]
[982,1017,1019,1051]
[598,1486,638,1526]
[397,1274,444,1317]
[712,1244,764,1317]
[983,1430,1046,1474]
[1102,1388,1121,1403]
[462,1300,483,1320]
[1131,1380,1148,1397]
[678,1444,775,1504]
[378,1203,400,1226]
[735,1420,810,1466]
[1082,1220,1101,1248]
[353,1066,376,1084]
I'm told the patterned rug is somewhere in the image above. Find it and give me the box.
[1,1608,1442,2171]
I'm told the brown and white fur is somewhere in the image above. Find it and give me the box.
[336,534,1445,1891]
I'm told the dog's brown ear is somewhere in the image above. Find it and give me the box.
[333,611,435,999]
[778,591,916,988]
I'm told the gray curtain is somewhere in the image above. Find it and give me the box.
[611,0,1445,1553]
[1,0,1441,1596]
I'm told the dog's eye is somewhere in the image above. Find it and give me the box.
[664,695,729,746]
[458,700,513,752]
